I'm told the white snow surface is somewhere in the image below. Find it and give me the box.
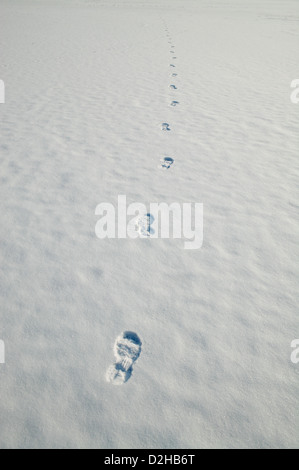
[0,0,298,448]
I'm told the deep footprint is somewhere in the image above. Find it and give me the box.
[106,331,142,385]
[160,157,174,169]
[161,122,171,131]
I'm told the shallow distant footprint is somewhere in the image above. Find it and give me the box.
[170,100,179,106]
[160,156,174,169]
[161,122,171,131]
[169,84,177,90]
[170,64,176,68]
[106,331,142,385]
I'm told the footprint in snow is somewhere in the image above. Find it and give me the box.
[169,84,177,90]
[170,64,176,68]
[136,213,155,237]
[161,122,171,131]
[160,157,174,169]
[171,73,178,77]
[170,100,179,106]
[106,331,142,385]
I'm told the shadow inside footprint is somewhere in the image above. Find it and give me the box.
[106,331,142,385]
[169,84,177,90]
[123,331,141,344]
[170,101,179,106]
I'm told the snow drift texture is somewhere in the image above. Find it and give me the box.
[0,0,298,448]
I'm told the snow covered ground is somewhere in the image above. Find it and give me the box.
[0,0,298,449]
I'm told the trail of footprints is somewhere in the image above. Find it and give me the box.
[160,23,179,170]
[107,22,181,385]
